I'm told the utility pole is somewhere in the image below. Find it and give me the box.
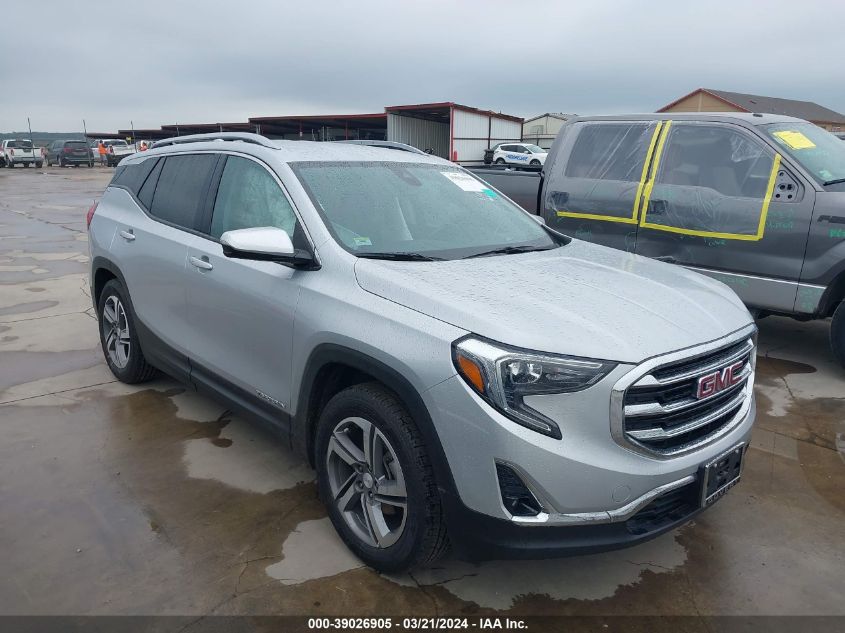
[130,120,136,147]
[27,117,37,164]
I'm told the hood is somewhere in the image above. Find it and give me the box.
[354,240,753,364]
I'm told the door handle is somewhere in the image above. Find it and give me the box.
[189,256,213,271]
[119,229,135,241]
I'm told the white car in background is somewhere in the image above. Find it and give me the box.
[492,142,547,167]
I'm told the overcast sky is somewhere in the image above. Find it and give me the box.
[2,0,843,132]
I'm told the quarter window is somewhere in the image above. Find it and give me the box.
[209,156,298,239]
[111,157,159,197]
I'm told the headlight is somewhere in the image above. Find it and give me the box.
[452,336,616,439]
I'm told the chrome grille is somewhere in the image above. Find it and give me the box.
[621,337,755,456]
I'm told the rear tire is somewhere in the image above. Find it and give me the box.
[494,158,505,165]
[97,279,158,384]
[315,383,448,572]
[831,301,845,369]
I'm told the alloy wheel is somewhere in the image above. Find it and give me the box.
[326,416,408,548]
[102,295,131,368]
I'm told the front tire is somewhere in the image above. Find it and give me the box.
[831,301,845,369]
[530,159,541,166]
[315,383,448,572]
[97,279,158,383]
[494,158,505,165]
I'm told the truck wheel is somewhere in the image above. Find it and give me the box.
[494,158,505,165]
[97,279,158,384]
[315,382,448,572]
[831,301,845,369]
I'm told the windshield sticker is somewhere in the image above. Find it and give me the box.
[441,171,487,192]
[773,130,816,150]
[353,236,372,247]
[482,188,498,199]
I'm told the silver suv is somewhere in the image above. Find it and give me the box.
[88,133,757,571]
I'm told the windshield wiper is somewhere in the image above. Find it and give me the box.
[463,244,556,259]
[823,178,845,186]
[356,252,441,261]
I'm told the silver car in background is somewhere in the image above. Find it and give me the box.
[88,133,756,571]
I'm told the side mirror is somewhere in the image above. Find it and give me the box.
[220,227,317,269]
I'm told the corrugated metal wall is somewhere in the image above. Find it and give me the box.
[452,109,489,139]
[490,117,522,140]
[452,109,522,163]
[386,114,449,158]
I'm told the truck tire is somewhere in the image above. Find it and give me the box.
[97,279,158,384]
[831,301,845,369]
[315,382,449,572]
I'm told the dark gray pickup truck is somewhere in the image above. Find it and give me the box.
[470,113,845,367]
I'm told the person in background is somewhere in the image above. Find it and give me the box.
[97,141,107,166]
[139,141,148,152]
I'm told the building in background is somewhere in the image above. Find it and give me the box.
[522,113,576,149]
[386,102,522,164]
[658,88,845,132]
[92,102,522,165]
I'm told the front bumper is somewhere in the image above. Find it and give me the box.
[440,473,709,560]
[424,328,756,559]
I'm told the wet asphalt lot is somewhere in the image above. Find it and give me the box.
[0,166,843,620]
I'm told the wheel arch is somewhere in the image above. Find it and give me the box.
[91,256,129,310]
[293,344,459,499]
[816,262,845,317]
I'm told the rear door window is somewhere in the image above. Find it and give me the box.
[149,154,217,230]
[546,121,661,225]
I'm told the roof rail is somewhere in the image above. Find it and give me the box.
[151,132,276,150]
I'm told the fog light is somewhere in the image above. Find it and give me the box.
[496,463,543,517]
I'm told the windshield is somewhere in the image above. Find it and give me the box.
[763,122,845,185]
[292,161,560,260]
[524,144,545,154]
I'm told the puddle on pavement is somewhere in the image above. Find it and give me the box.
[0,299,60,317]
[0,348,102,391]
[755,355,816,380]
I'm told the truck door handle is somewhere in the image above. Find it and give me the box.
[119,229,135,241]
[649,200,667,215]
[189,256,213,271]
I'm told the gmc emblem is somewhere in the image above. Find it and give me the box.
[696,361,744,399]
